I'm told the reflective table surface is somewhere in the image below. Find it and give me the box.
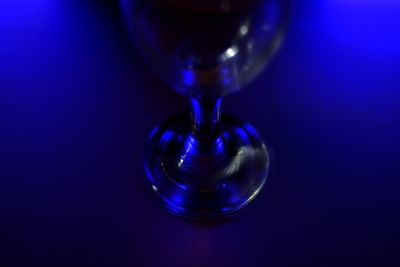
[1,1,399,266]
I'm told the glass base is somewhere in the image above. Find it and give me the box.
[144,114,269,218]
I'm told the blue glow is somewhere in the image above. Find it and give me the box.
[229,191,241,204]
[170,192,184,206]
[319,1,400,57]
[220,67,232,86]
[148,125,160,140]
[243,123,262,140]
[234,127,250,144]
[220,206,233,213]
[182,70,195,86]
[154,191,187,214]
[170,172,190,190]
[159,130,174,145]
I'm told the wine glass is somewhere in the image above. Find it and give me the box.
[120,0,290,217]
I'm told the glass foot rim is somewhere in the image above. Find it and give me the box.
[145,114,269,218]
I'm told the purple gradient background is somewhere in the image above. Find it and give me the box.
[1,1,400,266]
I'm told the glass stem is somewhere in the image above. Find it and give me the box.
[190,97,222,140]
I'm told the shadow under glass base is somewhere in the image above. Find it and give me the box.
[145,114,269,218]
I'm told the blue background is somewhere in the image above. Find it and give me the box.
[1,1,399,266]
